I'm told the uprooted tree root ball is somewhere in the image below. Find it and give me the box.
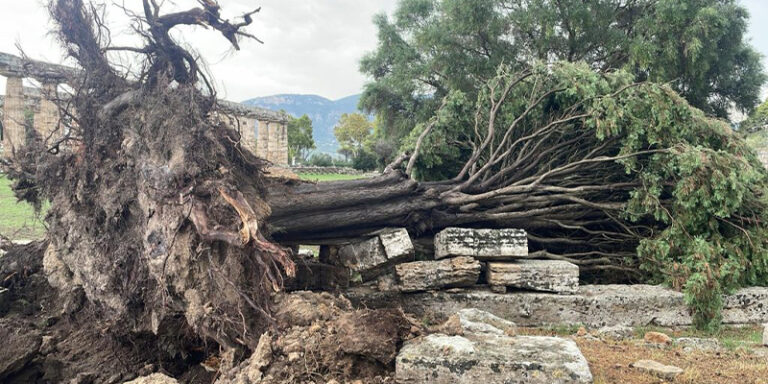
[1,241,418,383]
[5,0,296,352]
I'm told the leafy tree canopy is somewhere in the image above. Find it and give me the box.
[360,0,765,144]
[287,114,316,163]
[334,113,374,159]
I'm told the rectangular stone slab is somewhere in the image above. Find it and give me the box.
[395,256,481,292]
[346,286,768,328]
[434,227,527,260]
[486,260,579,294]
[396,334,592,384]
[334,228,415,281]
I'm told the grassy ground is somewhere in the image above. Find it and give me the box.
[522,325,767,384]
[0,174,47,240]
[296,173,365,182]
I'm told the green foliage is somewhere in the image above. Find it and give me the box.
[361,0,765,144]
[352,149,377,171]
[287,114,315,163]
[406,61,768,329]
[307,153,335,167]
[334,113,373,159]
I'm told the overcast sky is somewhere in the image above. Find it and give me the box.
[0,0,766,102]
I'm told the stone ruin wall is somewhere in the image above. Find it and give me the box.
[0,52,289,166]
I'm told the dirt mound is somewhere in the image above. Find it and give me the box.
[216,291,421,384]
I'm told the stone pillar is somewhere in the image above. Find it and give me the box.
[34,81,59,142]
[277,122,289,166]
[2,76,26,158]
[256,120,270,160]
[236,116,257,153]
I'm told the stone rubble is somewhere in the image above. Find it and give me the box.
[487,260,579,294]
[435,227,527,260]
[395,256,481,292]
[630,360,683,380]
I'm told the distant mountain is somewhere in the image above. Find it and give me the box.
[241,94,364,154]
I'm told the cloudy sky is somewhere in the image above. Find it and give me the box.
[0,0,766,102]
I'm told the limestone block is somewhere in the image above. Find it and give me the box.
[336,228,414,281]
[379,228,413,260]
[396,334,593,384]
[346,285,768,328]
[487,260,579,294]
[395,257,481,292]
[434,227,527,260]
[630,360,683,380]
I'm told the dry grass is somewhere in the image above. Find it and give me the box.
[521,325,768,384]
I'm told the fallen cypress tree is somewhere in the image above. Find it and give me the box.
[5,1,768,356]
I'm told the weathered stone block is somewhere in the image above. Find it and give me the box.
[630,360,683,380]
[335,228,414,281]
[396,257,481,292]
[396,334,592,384]
[379,228,413,260]
[434,227,527,260]
[347,285,768,328]
[487,260,579,294]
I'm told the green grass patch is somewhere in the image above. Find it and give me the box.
[297,173,366,182]
[0,174,47,240]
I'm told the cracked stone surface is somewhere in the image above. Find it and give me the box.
[347,285,768,327]
[435,228,527,260]
[487,260,579,294]
[396,334,592,384]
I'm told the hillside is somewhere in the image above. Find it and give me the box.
[241,94,363,154]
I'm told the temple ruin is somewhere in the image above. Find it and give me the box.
[0,52,290,165]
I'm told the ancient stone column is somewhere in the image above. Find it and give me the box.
[2,76,26,158]
[34,81,59,142]
[276,122,289,166]
[236,116,257,153]
[256,120,270,160]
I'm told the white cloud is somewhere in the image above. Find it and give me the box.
[0,0,398,101]
[2,1,766,101]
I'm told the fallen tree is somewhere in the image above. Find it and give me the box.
[267,64,768,328]
[5,2,768,365]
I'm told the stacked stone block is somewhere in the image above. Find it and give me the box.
[396,227,580,294]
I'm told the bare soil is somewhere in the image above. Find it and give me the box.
[522,327,768,384]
